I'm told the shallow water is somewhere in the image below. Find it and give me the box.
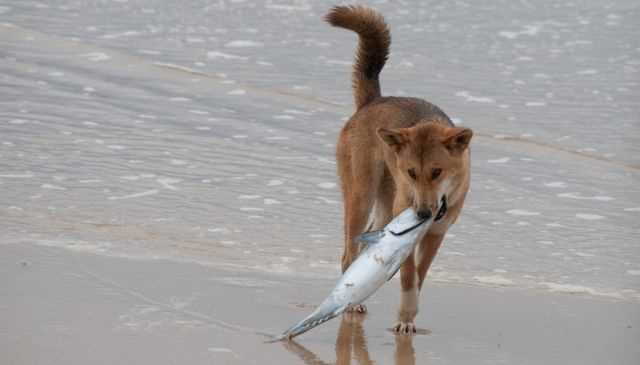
[1,0,639,302]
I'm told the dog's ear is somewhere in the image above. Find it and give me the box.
[444,127,473,154]
[377,128,408,151]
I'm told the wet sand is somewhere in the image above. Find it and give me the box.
[3,243,638,365]
[1,0,639,364]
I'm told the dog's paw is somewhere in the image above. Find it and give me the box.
[347,304,367,314]
[393,321,416,335]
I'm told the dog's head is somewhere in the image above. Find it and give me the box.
[378,122,472,221]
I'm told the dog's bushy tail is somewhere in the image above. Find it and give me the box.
[325,5,390,110]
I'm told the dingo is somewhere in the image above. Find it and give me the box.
[326,5,473,334]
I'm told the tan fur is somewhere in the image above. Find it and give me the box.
[326,6,473,332]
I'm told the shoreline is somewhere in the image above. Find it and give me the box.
[3,243,638,365]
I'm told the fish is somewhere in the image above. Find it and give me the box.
[274,208,432,341]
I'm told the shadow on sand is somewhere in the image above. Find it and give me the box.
[282,313,426,365]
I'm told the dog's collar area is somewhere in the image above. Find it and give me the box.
[435,196,447,222]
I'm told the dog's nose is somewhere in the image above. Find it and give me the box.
[417,209,432,220]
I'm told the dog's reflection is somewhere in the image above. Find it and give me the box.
[282,313,416,365]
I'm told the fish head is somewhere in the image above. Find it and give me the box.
[386,208,431,237]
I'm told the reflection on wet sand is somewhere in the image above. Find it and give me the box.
[282,313,418,365]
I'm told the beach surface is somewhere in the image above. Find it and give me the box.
[1,0,639,363]
[3,243,639,365]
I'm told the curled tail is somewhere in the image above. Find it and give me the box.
[325,5,390,110]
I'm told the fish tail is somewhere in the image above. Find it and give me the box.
[278,301,346,341]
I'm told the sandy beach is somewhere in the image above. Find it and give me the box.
[1,0,639,363]
[3,243,639,364]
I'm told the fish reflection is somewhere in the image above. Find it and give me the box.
[282,313,418,365]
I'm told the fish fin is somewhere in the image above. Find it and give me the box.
[387,264,401,281]
[355,230,384,245]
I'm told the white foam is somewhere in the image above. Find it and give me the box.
[138,49,161,55]
[240,207,264,212]
[577,69,598,75]
[317,197,338,204]
[102,30,140,39]
[325,59,351,66]
[207,51,248,60]
[455,91,495,103]
[108,189,159,200]
[546,222,565,228]
[575,252,595,258]
[284,109,312,116]
[557,192,614,201]
[541,282,623,299]
[445,251,465,256]
[228,89,246,95]
[120,175,140,181]
[169,97,191,102]
[575,213,605,221]
[473,275,513,286]
[238,195,260,200]
[317,182,336,189]
[157,177,182,190]
[0,173,34,178]
[81,52,110,62]
[544,181,567,188]
[263,198,281,205]
[225,40,263,48]
[623,207,640,212]
[41,184,66,190]
[170,159,188,166]
[506,209,540,216]
[488,157,510,163]
[498,24,541,39]
[266,4,311,11]
[525,101,547,107]
[498,31,518,39]
[273,115,294,120]
[267,179,283,186]
[626,270,640,276]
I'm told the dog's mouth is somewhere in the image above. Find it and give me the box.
[389,218,428,236]
[435,196,448,222]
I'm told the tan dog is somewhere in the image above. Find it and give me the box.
[326,5,473,334]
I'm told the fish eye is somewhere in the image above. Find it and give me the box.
[431,168,442,180]
[407,168,417,180]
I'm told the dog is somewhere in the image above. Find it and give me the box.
[326,5,473,334]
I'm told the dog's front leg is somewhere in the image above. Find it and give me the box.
[394,254,418,334]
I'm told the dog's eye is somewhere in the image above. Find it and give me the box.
[407,168,417,180]
[431,168,442,180]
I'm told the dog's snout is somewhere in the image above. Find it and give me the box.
[417,209,432,220]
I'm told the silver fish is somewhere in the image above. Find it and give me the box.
[275,208,432,341]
